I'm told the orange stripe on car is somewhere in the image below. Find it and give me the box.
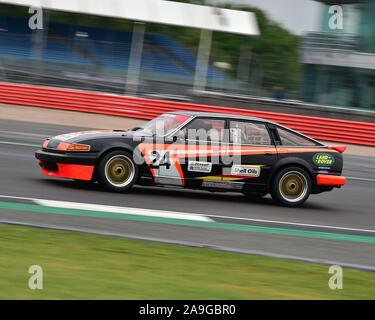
[172,156,185,186]
[276,147,337,154]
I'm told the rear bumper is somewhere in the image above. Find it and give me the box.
[316,174,346,186]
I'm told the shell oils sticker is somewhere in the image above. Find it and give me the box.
[231,165,261,177]
[313,153,335,166]
[188,161,212,173]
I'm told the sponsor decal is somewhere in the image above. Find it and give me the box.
[231,165,261,177]
[188,161,212,173]
[313,153,335,166]
[202,180,244,190]
[317,170,329,174]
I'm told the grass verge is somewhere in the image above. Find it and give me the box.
[0,223,374,299]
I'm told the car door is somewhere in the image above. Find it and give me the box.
[170,117,227,189]
[222,120,277,191]
[137,113,192,187]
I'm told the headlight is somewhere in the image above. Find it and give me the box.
[67,143,91,151]
[58,142,91,151]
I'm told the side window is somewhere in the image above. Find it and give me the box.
[179,118,225,142]
[230,121,271,145]
[277,127,318,146]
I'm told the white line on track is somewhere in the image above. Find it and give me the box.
[0,130,46,137]
[0,194,213,222]
[35,199,214,222]
[1,194,375,234]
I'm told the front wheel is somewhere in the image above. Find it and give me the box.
[97,150,138,192]
[271,167,311,207]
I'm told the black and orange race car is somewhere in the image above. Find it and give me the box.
[35,111,347,207]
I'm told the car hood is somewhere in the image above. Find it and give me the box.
[42,130,147,147]
[49,129,138,143]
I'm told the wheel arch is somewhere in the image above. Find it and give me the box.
[269,158,314,185]
[93,145,144,179]
[96,146,132,162]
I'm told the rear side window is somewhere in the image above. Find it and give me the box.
[230,121,271,145]
[277,127,318,146]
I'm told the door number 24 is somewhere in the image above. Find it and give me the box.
[149,151,171,169]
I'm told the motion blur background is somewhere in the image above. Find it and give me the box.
[0,0,374,114]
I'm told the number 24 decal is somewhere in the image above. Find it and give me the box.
[149,151,171,169]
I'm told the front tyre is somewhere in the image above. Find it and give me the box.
[97,150,138,192]
[271,167,311,207]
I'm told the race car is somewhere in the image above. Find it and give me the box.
[35,111,347,207]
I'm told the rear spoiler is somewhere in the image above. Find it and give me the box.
[329,146,347,153]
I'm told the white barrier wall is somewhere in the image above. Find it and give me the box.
[0,0,259,35]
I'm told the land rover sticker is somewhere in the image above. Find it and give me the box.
[313,153,335,166]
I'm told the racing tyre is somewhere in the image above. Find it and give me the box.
[97,150,138,192]
[271,167,311,207]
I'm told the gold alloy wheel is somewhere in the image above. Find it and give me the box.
[105,155,134,187]
[279,171,307,202]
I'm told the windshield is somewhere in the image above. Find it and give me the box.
[136,114,191,136]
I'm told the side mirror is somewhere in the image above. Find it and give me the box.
[166,135,179,143]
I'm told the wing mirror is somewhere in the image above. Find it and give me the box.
[169,135,178,142]
[166,135,181,143]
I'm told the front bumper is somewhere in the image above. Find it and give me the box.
[35,149,96,181]
[35,149,97,165]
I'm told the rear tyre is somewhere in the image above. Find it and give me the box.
[97,150,138,192]
[271,167,311,207]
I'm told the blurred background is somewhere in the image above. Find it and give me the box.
[0,0,374,112]
[1,1,375,299]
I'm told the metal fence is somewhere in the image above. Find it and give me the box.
[0,31,303,102]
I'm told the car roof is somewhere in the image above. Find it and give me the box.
[166,111,323,145]
[167,111,276,124]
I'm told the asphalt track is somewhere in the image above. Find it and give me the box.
[1,119,375,270]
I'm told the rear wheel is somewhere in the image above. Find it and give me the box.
[271,167,311,207]
[97,150,138,192]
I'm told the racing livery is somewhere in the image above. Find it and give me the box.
[35,111,347,207]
